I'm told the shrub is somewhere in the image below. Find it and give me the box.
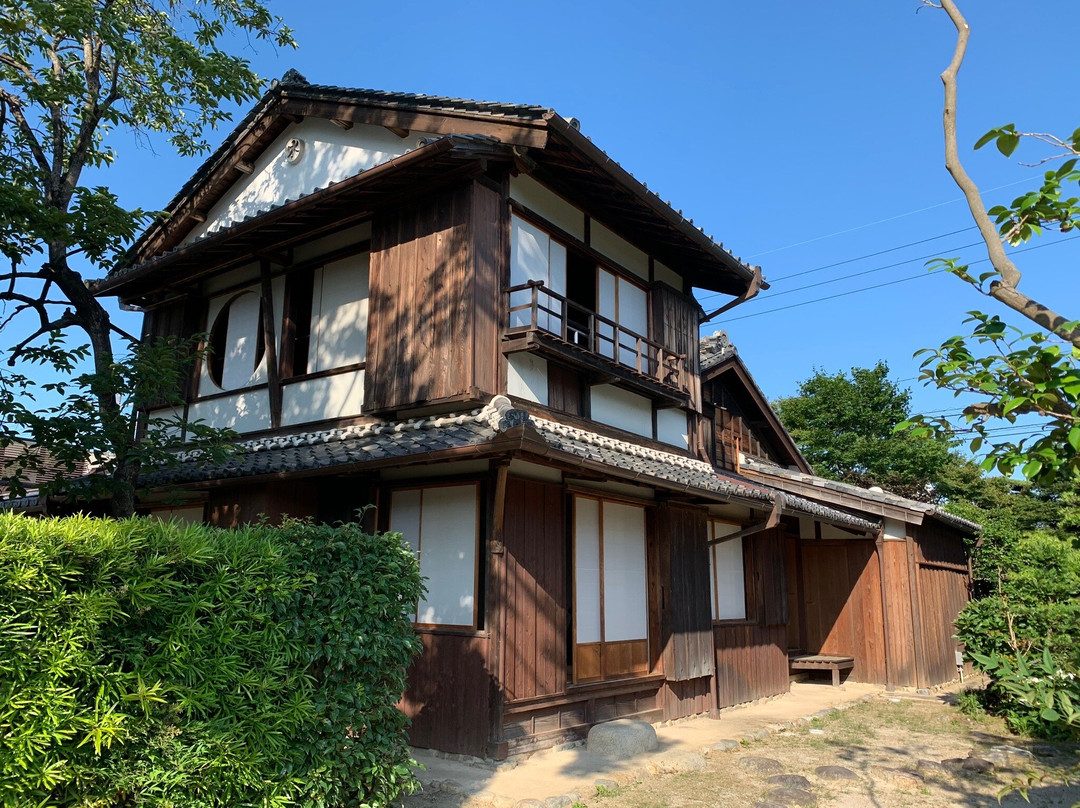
[0,513,423,807]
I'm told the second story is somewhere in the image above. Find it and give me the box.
[97,74,764,455]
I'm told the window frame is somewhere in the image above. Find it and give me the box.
[572,492,651,684]
[709,518,749,624]
[388,481,482,632]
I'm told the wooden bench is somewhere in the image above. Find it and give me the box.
[789,654,855,687]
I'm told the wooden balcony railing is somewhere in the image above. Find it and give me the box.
[505,280,688,393]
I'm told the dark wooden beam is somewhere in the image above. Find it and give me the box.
[260,258,283,429]
[385,125,409,138]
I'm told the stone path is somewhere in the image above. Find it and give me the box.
[405,682,887,807]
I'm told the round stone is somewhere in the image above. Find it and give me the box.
[586,719,658,758]
[738,756,785,775]
[814,765,858,780]
[767,774,812,789]
[712,739,741,752]
[961,757,994,773]
[766,787,817,806]
[916,759,948,775]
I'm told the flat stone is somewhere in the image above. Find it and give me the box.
[767,774,812,789]
[738,756,785,775]
[808,728,825,735]
[514,800,546,808]
[766,787,817,806]
[754,803,789,808]
[814,765,858,780]
[992,745,1035,759]
[544,797,572,808]
[941,758,967,773]
[593,778,619,793]
[465,794,496,808]
[962,757,994,773]
[440,780,467,795]
[586,719,657,758]
[713,739,741,752]
[983,751,1011,766]
[1032,744,1061,757]
[916,759,949,775]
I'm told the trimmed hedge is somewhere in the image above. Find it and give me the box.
[0,513,423,807]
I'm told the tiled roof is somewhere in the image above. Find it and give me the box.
[143,396,879,532]
[699,331,737,370]
[741,455,981,534]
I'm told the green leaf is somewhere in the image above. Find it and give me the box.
[998,132,1021,157]
[1040,707,1061,723]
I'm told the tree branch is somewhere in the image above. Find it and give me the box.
[0,90,51,174]
[933,0,1080,347]
[7,310,82,365]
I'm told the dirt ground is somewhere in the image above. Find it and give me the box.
[591,698,1079,808]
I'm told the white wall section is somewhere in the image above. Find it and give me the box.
[506,353,549,405]
[590,384,652,438]
[186,120,439,242]
[509,175,586,240]
[656,408,689,449]
[188,389,271,434]
[710,523,746,620]
[591,220,649,281]
[574,497,602,644]
[280,369,365,426]
[601,501,648,642]
[310,253,369,371]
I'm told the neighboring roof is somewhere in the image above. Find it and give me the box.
[103,72,760,299]
[142,396,879,534]
[740,455,981,535]
[698,333,812,474]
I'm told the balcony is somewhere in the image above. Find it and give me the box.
[503,281,690,405]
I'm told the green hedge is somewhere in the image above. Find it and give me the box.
[0,513,423,807]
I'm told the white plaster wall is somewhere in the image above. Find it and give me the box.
[884,517,908,540]
[310,254,368,371]
[654,260,682,291]
[711,529,746,620]
[591,383,652,437]
[147,406,185,441]
[656,408,689,449]
[509,175,586,240]
[280,368,365,427]
[202,262,259,295]
[199,277,283,396]
[185,120,437,242]
[188,389,271,433]
[292,222,371,263]
[506,353,549,405]
[591,220,649,281]
[821,521,858,539]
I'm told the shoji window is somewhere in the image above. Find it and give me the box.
[390,483,480,629]
[709,520,747,621]
[597,268,649,369]
[574,495,649,682]
[510,214,566,332]
[205,288,265,392]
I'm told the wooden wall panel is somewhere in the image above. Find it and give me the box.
[402,632,491,757]
[207,481,318,527]
[800,541,887,684]
[657,503,714,682]
[914,521,970,686]
[784,536,803,652]
[367,181,498,413]
[882,539,918,687]
[713,623,788,708]
[650,283,701,411]
[659,676,712,720]
[471,180,504,400]
[501,477,566,702]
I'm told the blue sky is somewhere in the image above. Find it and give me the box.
[85,0,1078,443]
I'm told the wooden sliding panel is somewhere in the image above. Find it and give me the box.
[914,522,971,686]
[657,503,713,682]
[501,477,567,702]
[881,538,917,687]
[366,180,502,413]
[650,282,702,411]
[573,496,649,683]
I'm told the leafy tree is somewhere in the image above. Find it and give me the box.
[0,1,295,515]
[911,0,1080,483]
[774,361,963,501]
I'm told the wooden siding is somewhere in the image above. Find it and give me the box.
[365,180,502,413]
[659,676,712,720]
[882,539,918,687]
[746,527,788,626]
[206,481,318,527]
[914,521,971,686]
[501,477,566,702]
[655,503,714,682]
[402,632,491,757]
[706,381,783,472]
[650,283,702,412]
[714,623,788,708]
[799,541,887,684]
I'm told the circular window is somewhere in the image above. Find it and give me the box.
[207,291,265,390]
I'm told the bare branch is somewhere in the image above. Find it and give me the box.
[7,310,82,364]
[933,0,1080,347]
[109,322,140,344]
[0,90,51,173]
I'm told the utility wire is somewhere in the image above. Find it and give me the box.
[744,176,1038,259]
[715,236,1079,325]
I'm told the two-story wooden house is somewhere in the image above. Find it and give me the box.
[96,72,975,758]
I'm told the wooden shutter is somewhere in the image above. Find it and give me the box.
[650,282,702,412]
[658,502,714,682]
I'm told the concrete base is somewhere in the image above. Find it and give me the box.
[587,719,658,759]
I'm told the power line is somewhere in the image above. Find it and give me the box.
[696,229,983,307]
[714,236,1079,325]
[744,176,1039,259]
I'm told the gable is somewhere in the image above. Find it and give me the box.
[185,119,441,244]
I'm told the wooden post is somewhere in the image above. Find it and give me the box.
[260,259,283,428]
[486,459,510,758]
[906,531,926,688]
[876,530,896,692]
